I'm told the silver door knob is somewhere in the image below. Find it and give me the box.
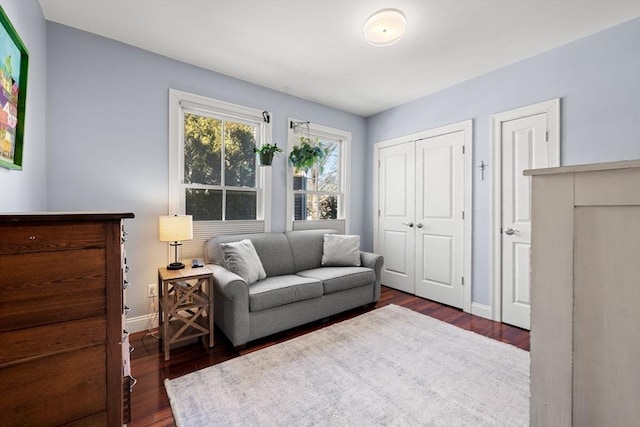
[416,223,423,228]
[402,222,414,228]
[504,228,518,235]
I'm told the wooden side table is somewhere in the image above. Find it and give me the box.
[158,265,214,361]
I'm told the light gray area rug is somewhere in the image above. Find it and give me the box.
[165,304,529,426]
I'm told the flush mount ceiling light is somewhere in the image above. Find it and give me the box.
[363,8,407,47]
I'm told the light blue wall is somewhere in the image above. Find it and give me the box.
[45,22,367,321]
[27,12,640,320]
[0,0,46,211]
[366,18,640,306]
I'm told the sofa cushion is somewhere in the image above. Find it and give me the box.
[297,267,375,295]
[322,234,361,267]
[219,239,266,285]
[249,275,323,312]
[205,233,296,277]
[285,229,337,272]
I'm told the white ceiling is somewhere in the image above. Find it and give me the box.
[39,0,639,117]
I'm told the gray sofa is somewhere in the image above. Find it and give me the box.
[204,229,384,347]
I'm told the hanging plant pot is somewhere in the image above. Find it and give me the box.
[288,138,326,173]
[254,143,283,167]
[258,151,274,166]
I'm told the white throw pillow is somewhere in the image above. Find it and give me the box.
[219,239,267,285]
[321,234,361,267]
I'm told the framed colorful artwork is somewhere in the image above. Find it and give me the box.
[0,6,28,170]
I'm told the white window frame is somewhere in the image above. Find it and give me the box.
[169,89,272,255]
[286,118,351,233]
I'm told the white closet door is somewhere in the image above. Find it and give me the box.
[378,142,416,294]
[414,131,465,308]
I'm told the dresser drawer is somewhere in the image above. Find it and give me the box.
[0,249,106,332]
[0,345,107,427]
[0,317,106,367]
[0,222,105,255]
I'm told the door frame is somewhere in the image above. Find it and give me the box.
[374,120,473,313]
[490,99,560,322]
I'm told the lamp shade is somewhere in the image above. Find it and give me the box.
[159,215,193,242]
[364,9,407,47]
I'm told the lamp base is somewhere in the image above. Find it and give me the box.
[167,262,185,270]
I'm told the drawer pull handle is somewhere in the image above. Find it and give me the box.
[29,235,36,240]
[129,344,135,353]
[123,280,130,289]
[125,265,130,273]
[129,376,137,392]
[124,305,130,314]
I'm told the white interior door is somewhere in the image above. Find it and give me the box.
[414,132,465,308]
[501,113,552,329]
[378,142,415,293]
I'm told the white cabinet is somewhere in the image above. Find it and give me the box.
[527,160,640,426]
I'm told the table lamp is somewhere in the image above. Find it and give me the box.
[159,215,193,270]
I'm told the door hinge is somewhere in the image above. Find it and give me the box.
[462,145,465,154]
[462,211,465,220]
[500,227,503,234]
[378,210,380,217]
[462,276,465,286]
[545,131,549,142]
[378,160,381,167]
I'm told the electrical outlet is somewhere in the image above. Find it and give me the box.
[147,284,157,298]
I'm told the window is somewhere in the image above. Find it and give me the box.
[183,111,258,221]
[169,90,271,254]
[287,119,350,232]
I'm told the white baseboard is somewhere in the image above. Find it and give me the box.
[126,312,159,334]
[471,302,492,320]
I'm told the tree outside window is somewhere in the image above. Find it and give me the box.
[183,112,258,221]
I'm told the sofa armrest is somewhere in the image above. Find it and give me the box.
[210,264,249,301]
[360,251,384,301]
[209,264,251,347]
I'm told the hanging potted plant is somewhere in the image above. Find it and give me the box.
[254,143,283,166]
[288,137,326,174]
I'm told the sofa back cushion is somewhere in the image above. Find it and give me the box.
[204,232,295,277]
[285,229,337,272]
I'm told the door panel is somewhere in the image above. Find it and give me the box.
[501,113,547,329]
[385,154,409,217]
[383,230,410,275]
[513,129,532,224]
[421,234,453,286]
[424,144,453,219]
[512,242,531,305]
[415,131,465,308]
[378,143,415,293]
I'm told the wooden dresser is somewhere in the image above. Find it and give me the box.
[0,212,134,426]
[527,160,640,426]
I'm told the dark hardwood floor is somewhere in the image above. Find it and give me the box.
[129,286,529,426]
